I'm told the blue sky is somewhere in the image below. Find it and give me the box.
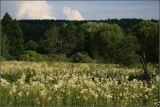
[1,1,159,20]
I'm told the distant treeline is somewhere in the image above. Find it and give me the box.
[18,18,148,42]
[1,13,159,66]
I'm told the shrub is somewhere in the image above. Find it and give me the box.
[0,56,6,61]
[25,40,39,51]
[20,50,48,61]
[72,52,94,63]
[1,69,22,83]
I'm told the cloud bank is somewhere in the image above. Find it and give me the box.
[16,1,55,19]
[63,6,84,20]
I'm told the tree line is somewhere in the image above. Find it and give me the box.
[0,13,159,67]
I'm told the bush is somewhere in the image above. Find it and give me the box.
[25,40,39,51]
[1,69,22,83]
[20,50,49,61]
[72,52,94,63]
[0,56,6,61]
[48,54,70,62]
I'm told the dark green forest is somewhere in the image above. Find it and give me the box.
[0,13,159,66]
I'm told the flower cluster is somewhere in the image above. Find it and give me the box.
[0,61,159,106]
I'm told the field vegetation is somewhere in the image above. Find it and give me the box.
[0,61,159,106]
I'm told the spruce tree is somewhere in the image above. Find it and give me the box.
[0,30,9,59]
[1,13,24,59]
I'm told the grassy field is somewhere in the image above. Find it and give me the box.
[0,61,159,106]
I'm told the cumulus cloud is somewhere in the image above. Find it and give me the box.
[63,6,84,20]
[16,1,55,19]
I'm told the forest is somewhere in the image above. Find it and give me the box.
[1,13,159,65]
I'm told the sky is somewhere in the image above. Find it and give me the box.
[0,1,159,20]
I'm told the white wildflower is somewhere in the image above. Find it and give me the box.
[10,85,17,94]
[80,89,88,94]
[46,76,53,81]
[26,91,29,96]
[48,97,52,101]
[40,90,47,96]
[0,78,10,87]
[106,95,112,99]
[18,91,23,97]
[155,76,160,83]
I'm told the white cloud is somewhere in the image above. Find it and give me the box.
[16,1,55,19]
[63,6,84,20]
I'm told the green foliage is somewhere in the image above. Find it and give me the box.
[25,40,39,51]
[0,31,9,59]
[21,51,48,61]
[1,13,24,60]
[95,23,124,62]
[0,69,22,83]
[19,20,53,42]
[74,25,86,53]
[133,20,159,62]
[114,35,140,65]
[84,22,139,65]
[1,13,12,59]
[1,13,13,34]
[1,13,158,65]
[59,23,77,54]
[9,20,24,59]
[24,68,36,83]
[41,25,59,54]
[72,52,93,63]
[42,23,78,55]
[18,19,143,42]
[48,54,70,62]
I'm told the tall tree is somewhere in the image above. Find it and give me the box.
[61,23,77,55]
[95,23,124,62]
[9,20,24,59]
[1,13,24,59]
[42,23,77,55]
[74,25,85,53]
[133,20,159,80]
[84,22,139,65]
[41,25,59,54]
[0,30,9,59]
[115,34,140,65]
[1,13,13,59]
[1,13,13,34]
[84,22,101,58]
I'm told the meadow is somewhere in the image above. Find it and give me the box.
[0,61,159,106]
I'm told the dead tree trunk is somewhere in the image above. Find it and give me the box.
[140,51,150,81]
